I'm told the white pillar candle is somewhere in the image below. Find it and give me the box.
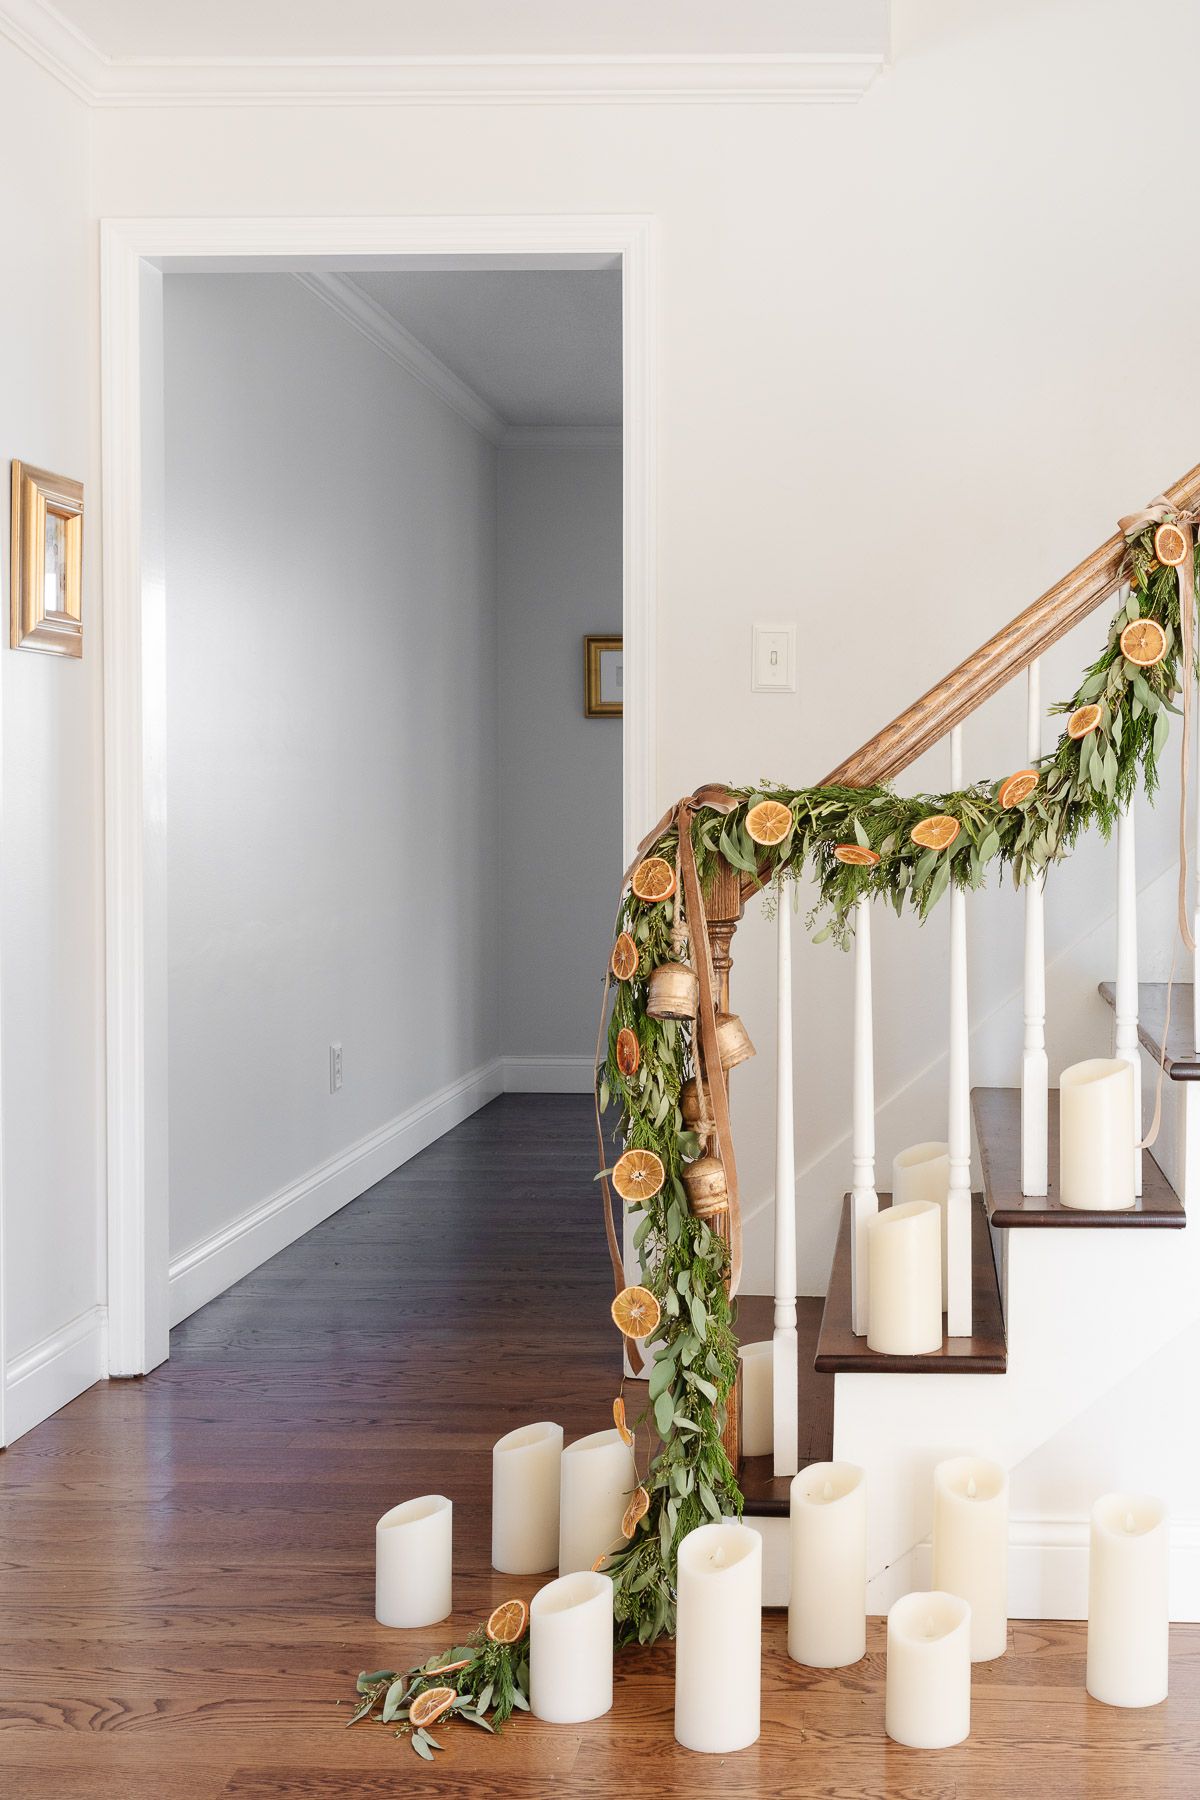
[932,1456,1008,1662]
[866,1201,943,1356]
[893,1141,950,1307]
[559,1428,636,1575]
[788,1461,866,1668]
[885,1590,972,1749]
[492,1421,563,1575]
[375,1494,452,1629]
[674,1521,762,1753]
[1058,1058,1136,1211]
[1087,1492,1169,1707]
[529,1570,614,1723]
[738,1340,773,1459]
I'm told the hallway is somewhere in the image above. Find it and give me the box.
[0,1097,1196,1797]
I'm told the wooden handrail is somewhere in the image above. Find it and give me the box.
[821,459,1200,789]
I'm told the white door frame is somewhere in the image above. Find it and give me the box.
[100,214,658,1375]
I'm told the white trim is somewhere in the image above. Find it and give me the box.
[0,2,889,107]
[101,212,657,1373]
[501,1055,596,1094]
[500,425,622,451]
[294,272,506,444]
[4,1305,108,1445]
[168,1059,503,1328]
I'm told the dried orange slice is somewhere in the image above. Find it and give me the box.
[745,799,793,846]
[425,1657,473,1678]
[909,815,960,851]
[998,769,1038,809]
[611,931,638,982]
[409,1686,457,1728]
[615,1028,640,1078]
[631,856,676,903]
[611,1285,661,1338]
[485,1599,528,1644]
[1066,702,1102,740]
[833,843,880,867]
[1154,521,1189,567]
[1120,618,1167,667]
[611,1148,665,1204]
[613,1394,634,1445]
[591,1552,611,1572]
[621,1487,651,1538]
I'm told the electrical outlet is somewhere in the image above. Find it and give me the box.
[330,1043,343,1093]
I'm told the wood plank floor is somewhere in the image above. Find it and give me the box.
[1,1094,1198,1797]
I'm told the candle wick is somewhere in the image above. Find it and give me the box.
[1124,1511,1136,1534]
[822,1480,833,1501]
[924,1615,937,1639]
[967,1476,977,1499]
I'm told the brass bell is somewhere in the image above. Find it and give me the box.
[680,1075,715,1144]
[714,1010,755,1070]
[681,1153,729,1219]
[646,961,699,1021]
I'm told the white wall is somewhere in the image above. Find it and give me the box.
[163,273,502,1315]
[498,446,622,1083]
[0,37,104,1442]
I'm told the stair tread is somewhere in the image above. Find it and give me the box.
[973,1086,1185,1227]
[1098,980,1200,1080]
[813,1192,1007,1376]
[734,1294,833,1516]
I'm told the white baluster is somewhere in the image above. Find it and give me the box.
[850,895,878,1337]
[1021,658,1048,1195]
[1194,657,1200,1061]
[773,885,798,1478]
[946,725,973,1338]
[1115,804,1143,1197]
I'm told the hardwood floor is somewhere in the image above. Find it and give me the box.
[1,1094,1198,1797]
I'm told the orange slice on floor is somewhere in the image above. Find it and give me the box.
[1154,521,1189,567]
[745,799,793,846]
[909,814,960,851]
[621,1486,651,1538]
[615,1028,640,1077]
[613,1394,634,1446]
[833,843,880,866]
[611,931,639,982]
[409,1687,458,1728]
[485,1599,528,1645]
[997,769,1038,809]
[1120,618,1167,667]
[611,1148,665,1204]
[1066,702,1102,740]
[631,856,676,903]
[611,1285,661,1339]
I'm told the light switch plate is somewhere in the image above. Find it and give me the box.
[752,623,796,692]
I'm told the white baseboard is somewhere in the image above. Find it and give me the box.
[502,1055,595,1094]
[4,1304,108,1446]
[168,1057,504,1327]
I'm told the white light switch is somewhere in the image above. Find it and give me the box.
[752,624,796,693]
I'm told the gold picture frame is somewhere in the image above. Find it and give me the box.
[584,634,623,717]
[10,460,84,658]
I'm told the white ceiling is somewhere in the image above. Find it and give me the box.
[344,270,621,429]
[42,0,888,61]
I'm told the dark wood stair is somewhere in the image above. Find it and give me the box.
[973,1086,1185,1228]
[1098,980,1200,1080]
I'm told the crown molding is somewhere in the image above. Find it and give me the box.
[0,0,888,107]
[501,425,622,450]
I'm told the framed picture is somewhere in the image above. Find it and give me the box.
[584,634,623,717]
[10,460,84,658]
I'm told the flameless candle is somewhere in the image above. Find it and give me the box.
[492,1421,563,1575]
[885,1590,972,1749]
[738,1341,773,1459]
[932,1456,1009,1661]
[1058,1059,1136,1210]
[674,1521,762,1753]
[893,1141,950,1307]
[866,1201,943,1356]
[1087,1492,1169,1707]
[529,1570,614,1723]
[788,1461,866,1667]
[559,1428,636,1575]
[375,1494,452,1629]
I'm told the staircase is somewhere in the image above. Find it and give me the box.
[710,468,1200,1618]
